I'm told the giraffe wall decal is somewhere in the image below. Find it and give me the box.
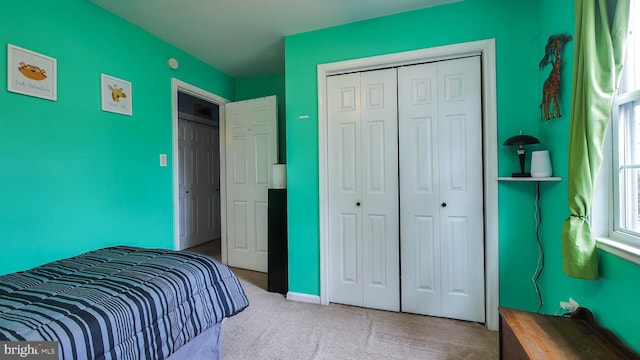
[540,34,572,121]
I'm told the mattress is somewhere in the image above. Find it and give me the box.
[0,246,249,359]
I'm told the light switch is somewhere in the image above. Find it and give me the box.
[159,154,167,167]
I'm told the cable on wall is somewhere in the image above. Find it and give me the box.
[532,181,545,313]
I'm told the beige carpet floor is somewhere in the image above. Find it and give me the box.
[188,241,499,360]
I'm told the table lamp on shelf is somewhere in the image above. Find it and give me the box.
[503,131,540,177]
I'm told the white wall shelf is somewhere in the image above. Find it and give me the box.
[497,177,562,182]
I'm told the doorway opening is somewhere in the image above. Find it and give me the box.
[172,79,229,263]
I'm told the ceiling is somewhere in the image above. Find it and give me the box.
[89,0,459,79]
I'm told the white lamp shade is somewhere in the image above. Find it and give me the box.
[271,163,287,189]
[530,150,552,177]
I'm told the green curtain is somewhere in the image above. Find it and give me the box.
[562,0,630,279]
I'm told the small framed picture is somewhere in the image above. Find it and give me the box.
[7,44,57,101]
[101,73,132,116]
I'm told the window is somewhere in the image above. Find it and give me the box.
[598,0,640,262]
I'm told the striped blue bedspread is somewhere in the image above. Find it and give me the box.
[0,246,249,359]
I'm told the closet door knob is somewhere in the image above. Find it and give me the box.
[356,202,361,207]
[441,202,447,207]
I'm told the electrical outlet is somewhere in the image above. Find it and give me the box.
[560,297,579,311]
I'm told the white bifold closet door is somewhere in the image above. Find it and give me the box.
[327,56,484,322]
[398,56,485,322]
[327,69,400,312]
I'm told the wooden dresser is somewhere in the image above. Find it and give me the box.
[499,307,639,359]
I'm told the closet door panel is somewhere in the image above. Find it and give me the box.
[399,63,442,316]
[328,73,363,307]
[361,69,399,312]
[399,57,484,322]
[438,56,485,322]
[328,69,399,312]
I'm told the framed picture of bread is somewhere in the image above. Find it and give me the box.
[100,73,132,116]
[7,44,57,101]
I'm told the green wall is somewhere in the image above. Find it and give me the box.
[2,0,638,352]
[284,0,640,352]
[0,0,235,275]
[236,74,287,162]
[285,0,539,298]
[534,0,640,351]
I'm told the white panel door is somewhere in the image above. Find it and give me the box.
[398,63,441,315]
[225,96,277,272]
[211,126,221,240]
[178,119,192,249]
[361,70,399,311]
[399,56,485,322]
[178,120,220,250]
[328,72,362,307]
[328,69,399,312]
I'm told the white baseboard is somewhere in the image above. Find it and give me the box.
[286,291,321,304]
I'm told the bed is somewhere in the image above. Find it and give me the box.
[0,245,249,359]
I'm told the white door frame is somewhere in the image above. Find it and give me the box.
[317,39,499,330]
[172,78,230,264]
